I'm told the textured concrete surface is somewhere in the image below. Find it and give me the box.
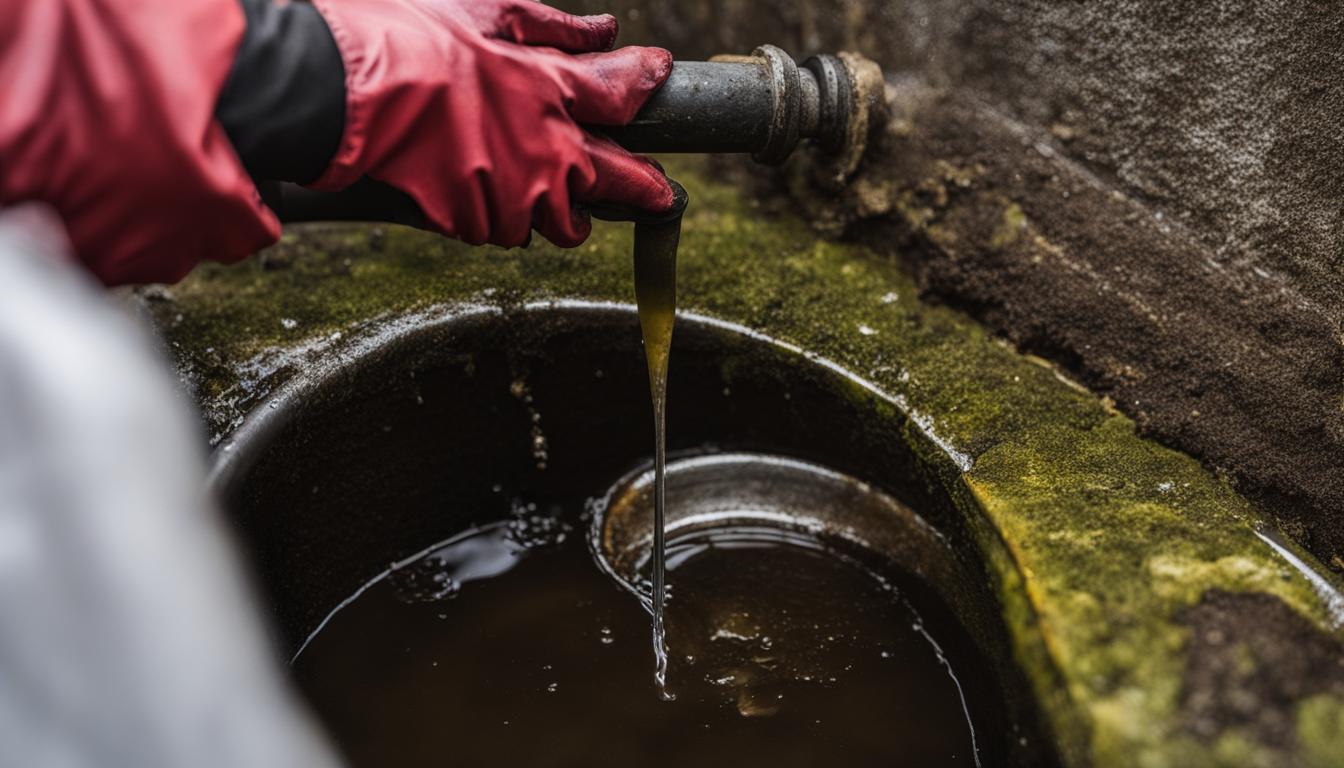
[568,0,1343,294]
[559,0,1344,572]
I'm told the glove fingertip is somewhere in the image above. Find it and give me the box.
[625,159,675,213]
[533,204,590,248]
[566,208,593,247]
[580,13,619,51]
[648,166,675,212]
[654,47,673,77]
[629,151,674,210]
[636,46,674,91]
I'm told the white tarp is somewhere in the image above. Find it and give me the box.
[0,204,341,768]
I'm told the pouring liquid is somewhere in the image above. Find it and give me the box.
[632,203,682,701]
[589,177,689,700]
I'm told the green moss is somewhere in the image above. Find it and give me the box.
[990,202,1027,249]
[965,413,1335,765]
[1298,695,1344,768]
[150,155,1344,766]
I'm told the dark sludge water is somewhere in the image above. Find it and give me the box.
[291,516,997,767]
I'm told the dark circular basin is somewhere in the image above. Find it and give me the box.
[210,301,1061,766]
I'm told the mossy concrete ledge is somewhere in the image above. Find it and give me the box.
[143,158,1344,767]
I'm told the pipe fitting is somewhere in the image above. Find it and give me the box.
[601,47,882,169]
[751,45,803,164]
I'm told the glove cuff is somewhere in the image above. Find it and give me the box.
[306,0,375,192]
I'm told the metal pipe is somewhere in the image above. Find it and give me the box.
[602,61,780,154]
[599,47,857,164]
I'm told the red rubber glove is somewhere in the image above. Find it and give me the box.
[0,0,279,285]
[310,0,674,247]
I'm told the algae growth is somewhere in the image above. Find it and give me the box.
[146,156,1344,768]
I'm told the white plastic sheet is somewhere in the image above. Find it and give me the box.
[0,205,342,768]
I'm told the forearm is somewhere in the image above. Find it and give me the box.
[216,0,346,186]
[0,0,280,285]
[0,0,672,285]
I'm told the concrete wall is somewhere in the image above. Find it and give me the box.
[561,0,1344,568]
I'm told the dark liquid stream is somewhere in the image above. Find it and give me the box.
[292,522,988,767]
[633,212,679,699]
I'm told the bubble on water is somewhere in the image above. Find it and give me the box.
[711,627,757,644]
[507,499,571,549]
[280,317,298,330]
[388,556,463,603]
[531,432,547,452]
[735,689,780,718]
[599,627,614,645]
[509,379,551,469]
[546,682,558,693]
[857,324,878,336]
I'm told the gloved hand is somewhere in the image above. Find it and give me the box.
[0,0,280,286]
[309,0,674,248]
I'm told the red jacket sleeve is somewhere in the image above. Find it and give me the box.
[0,0,281,285]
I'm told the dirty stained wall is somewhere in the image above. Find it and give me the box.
[560,0,1344,569]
